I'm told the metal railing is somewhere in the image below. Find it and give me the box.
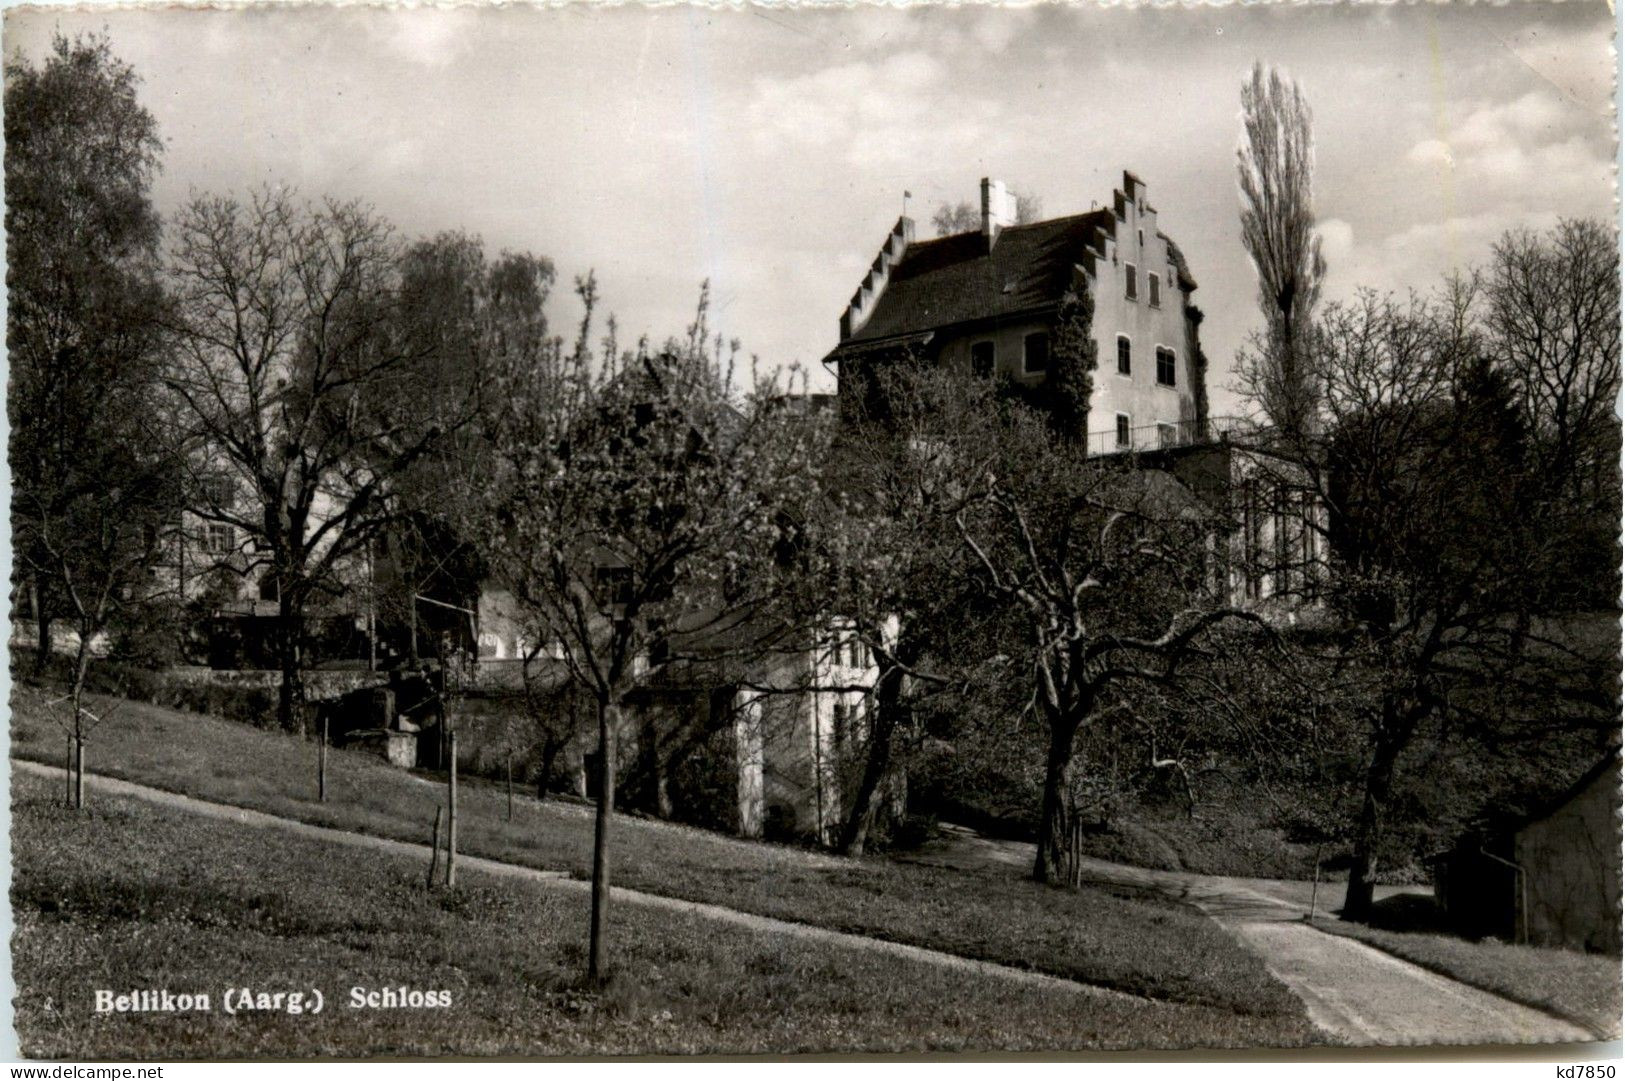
[1086,415,1257,457]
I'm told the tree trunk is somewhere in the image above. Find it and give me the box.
[1342,716,1406,923]
[837,664,906,857]
[446,730,458,889]
[32,577,51,676]
[69,635,92,810]
[426,806,442,890]
[73,735,85,810]
[276,594,307,736]
[318,710,328,803]
[1033,713,1083,884]
[536,737,564,802]
[587,697,619,984]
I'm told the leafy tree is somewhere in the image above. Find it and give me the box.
[1236,61,1325,438]
[479,281,826,980]
[802,362,992,855]
[371,233,554,664]
[6,33,176,801]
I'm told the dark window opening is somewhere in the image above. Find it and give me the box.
[1156,347,1177,387]
[970,340,995,378]
[1022,332,1049,375]
[1149,274,1161,308]
[1115,414,1131,447]
[1117,336,1131,376]
[204,524,236,555]
[1125,263,1138,301]
[593,565,634,609]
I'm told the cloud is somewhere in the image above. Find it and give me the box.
[748,51,1001,171]
[1406,139,1455,169]
[1399,87,1613,223]
[1316,217,1356,265]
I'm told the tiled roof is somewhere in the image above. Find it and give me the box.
[845,211,1114,344]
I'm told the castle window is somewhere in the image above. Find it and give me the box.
[1022,332,1049,375]
[1149,273,1161,308]
[833,701,852,749]
[203,524,236,555]
[1158,423,1179,449]
[202,476,234,508]
[970,341,995,378]
[1116,336,1132,376]
[1156,346,1177,387]
[1115,413,1131,448]
[1125,263,1138,301]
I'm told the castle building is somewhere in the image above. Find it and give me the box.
[824,172,1209,455]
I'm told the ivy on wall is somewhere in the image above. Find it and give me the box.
[1187,304,1210,427]
[1000,287,1097,443]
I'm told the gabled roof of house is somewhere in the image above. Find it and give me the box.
[845,211,1112,345]
[1437,745,1623,857]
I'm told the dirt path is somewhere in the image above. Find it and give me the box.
[899,824,1594,1046]
[11,760,1144,1006]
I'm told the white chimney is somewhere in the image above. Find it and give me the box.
[981,177,1017,247]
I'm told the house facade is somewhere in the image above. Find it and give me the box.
[826,172,1207,454]
[476,581,887,843]
[826,171,1326,615]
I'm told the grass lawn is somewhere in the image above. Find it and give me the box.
[1313,918,1621,1040]
[11,772,1318,1056]
[11,690,1315,1037]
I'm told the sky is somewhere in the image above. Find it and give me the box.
[5,2,1617,415]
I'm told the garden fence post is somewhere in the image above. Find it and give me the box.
[318,711,328,803]
[447,731,458,889]
[427,806,442,890]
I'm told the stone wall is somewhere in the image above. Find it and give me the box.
[165,665,387,701]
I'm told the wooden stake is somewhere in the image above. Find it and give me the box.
[588,702,616,983]
[446,731,458,889]
[506,751,513,823]
[1308,843,1323,922]
[318,711,328,803]
[427,806,442,891]
[65,735,74,808]
[73,737,84,810]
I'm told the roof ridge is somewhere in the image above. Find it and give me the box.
[915,209,1106,245]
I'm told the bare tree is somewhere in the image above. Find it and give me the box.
[1239,274,1619,921]
[1486,219,1621,500]
[164,191,479,732]
[1237,61,1325,437]
[953,440,1268,884]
